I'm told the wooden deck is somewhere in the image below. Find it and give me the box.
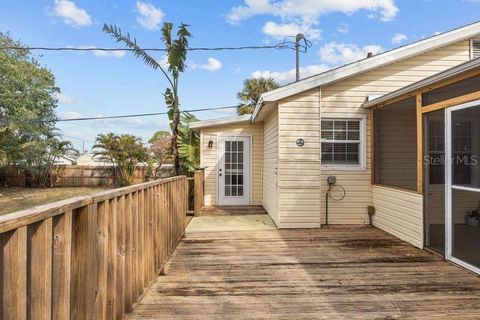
[130,226,480,319]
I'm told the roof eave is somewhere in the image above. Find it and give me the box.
[255,21,480,104]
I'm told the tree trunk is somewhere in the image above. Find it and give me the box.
[172,100,181,175]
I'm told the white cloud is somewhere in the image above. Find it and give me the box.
[51,0,92,27]
[391,33,407,44]
[54,92,78,105]
[200,58,222,72]
[337,23,349,33]
[262,21,321,40]
[136,1,164,31]
[318,42,383,66]
[251,64,330,84]
[60,111,82,119]
[76,46,126,58]
[227,0,399,24]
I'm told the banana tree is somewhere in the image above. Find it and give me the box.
[103,23,191,175]
[178,112,199,175]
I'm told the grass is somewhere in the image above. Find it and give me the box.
[0,187,109,215]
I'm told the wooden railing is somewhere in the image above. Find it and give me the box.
[0,176,188,320]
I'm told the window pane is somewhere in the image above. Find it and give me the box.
[322,120,333,130]
[347,130,359,140]
[232,141,237,151]
[238,141,244,151]
[334,131,347,140]
[226,141,231,151]
[321,130,334,140]
[225,186,231,196]
[347,121,360,131]
[225,175,231,185]
[237,186,243,196]
[231,186,237,196]
[334,121,347,130]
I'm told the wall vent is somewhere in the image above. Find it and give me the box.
[472,39,480,59]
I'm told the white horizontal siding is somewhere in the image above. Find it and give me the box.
[263,108,279,225]
[200,124,263,206]
[372,185,424,248]
[320,40,470,225]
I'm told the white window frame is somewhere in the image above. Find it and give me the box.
[320,113,367,171]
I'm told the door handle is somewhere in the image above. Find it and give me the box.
[219,173,222,176]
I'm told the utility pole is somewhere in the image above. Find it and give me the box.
[295,33,305,82]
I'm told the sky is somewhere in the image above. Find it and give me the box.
[1,0,479,152]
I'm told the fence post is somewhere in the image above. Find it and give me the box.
[194,169,205,214]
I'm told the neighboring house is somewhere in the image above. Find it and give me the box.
[76,153,113,166]
[54,154,77,165]
[191,22,480,274]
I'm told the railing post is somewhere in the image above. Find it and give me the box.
[194,169,205,214]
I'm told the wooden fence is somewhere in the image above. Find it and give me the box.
[3,165,174,188]
[0,176,188,320]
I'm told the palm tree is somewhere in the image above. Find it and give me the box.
[103,23,191,175]
[93,133,148,186]
[237,77,280,115]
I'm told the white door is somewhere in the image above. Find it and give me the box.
[218,136,250,205]
[445,99,480,275]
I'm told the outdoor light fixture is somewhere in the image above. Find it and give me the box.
[208,140,214,148]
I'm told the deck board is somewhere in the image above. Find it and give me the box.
[130,227,480,319]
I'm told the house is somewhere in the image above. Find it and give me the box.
[191,22,480,274]
[53,154,77,165]
[76,153,112,166]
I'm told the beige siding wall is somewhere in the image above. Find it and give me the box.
[200,123,263,206]
[263,108,279,224]
[320,40,470,225]
[278,89,321,228]
[372,185,424,248]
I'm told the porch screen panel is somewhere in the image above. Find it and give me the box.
[224,140,244,197]
[374,97,417,192]
[422,75,480,106]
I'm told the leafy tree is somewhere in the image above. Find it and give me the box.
[93,133,148,186]
[0,32,70,186]
[148,130,170,144]
[150,133,172,176]
[178,113,199,175]
[237,77,280,115]
[0,32,59,157]
[18,134,75,187]
[103,23,192,176]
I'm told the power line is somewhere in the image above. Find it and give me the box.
[0,36,313,53]
[0,44,290,52]
[2,104,239,125]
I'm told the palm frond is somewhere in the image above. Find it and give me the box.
[103,24,174,88]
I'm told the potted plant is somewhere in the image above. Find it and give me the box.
[467,201,480,227]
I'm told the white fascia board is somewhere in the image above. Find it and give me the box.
[189,115,252,130]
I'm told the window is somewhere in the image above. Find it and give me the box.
[321,118,364,169]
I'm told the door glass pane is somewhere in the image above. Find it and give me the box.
[452,189,480,269]
[450,105,480,270]
[425,110,446,254]
[224,140,245,197]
